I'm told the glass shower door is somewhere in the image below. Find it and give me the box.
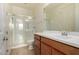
[14,17,25,47]
[10,15,34,48]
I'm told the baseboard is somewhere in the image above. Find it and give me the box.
[10,44,28,49]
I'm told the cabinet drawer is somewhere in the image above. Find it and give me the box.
[34,39,40,49]
[41,37,79,54]
[34,34,41,40]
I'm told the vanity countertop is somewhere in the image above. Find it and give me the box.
[35,31,79,48]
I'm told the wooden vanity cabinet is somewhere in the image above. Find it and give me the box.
[34,34,79,55]
[41,37,63,55]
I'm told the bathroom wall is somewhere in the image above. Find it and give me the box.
[45,4,75,31]
[7,5,33,16]
[33,5,47,32]
[75,4,79,32]
[0,3,8,54]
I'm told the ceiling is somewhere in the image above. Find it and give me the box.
[10,3,46,10]
[45,3,75,9]
[9,3,73,10]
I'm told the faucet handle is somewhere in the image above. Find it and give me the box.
[61,31,68,36]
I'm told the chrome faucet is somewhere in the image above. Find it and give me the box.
[61,31,68,36]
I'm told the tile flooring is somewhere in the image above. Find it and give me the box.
[10,46,35,55]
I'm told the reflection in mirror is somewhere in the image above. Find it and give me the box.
[9,17,14,30]
[44,3,79,32]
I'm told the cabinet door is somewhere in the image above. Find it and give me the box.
[34,45,40,55]
[41,43,51,55]
[34,39,41,55]
[34,39,40,49]
[34,35,41,55]
[52,48,63,55]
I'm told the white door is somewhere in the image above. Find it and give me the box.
[0,4,7,55]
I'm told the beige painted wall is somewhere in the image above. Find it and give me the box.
[7,5,33,16]
[45,4,75,31]
[33,6,46,32]
[75,4,79,32]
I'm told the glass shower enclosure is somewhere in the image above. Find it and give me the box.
[8,15,34,49]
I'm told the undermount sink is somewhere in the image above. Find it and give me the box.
[54,34,79,39]
[69,35,79,39]
[40,31,79,40]
[55,35,70,39]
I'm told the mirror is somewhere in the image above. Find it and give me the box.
[44,3,79,32]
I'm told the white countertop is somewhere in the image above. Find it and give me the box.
[35,31,79,48]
